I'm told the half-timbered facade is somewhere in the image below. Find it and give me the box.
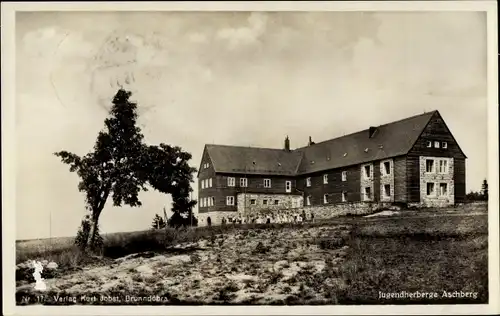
[197,110,467,225]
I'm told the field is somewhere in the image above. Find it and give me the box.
[16,203,488,305]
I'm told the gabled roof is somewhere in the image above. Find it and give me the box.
[205,144,303,176]
[295,111,436,174]
[201,111,439,177]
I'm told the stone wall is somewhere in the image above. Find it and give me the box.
[236,193,303,216]
[419,156,454,207]
[360,163,374,201]
[198,211,238,227]
[204,201,398,225]
[379,159,395,202]
[287,201,397,220]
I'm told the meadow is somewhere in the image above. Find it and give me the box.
[15,202,488,305]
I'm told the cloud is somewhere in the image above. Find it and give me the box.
[21,27,67,58]
[188,32,208,44]
[216,12,268,50]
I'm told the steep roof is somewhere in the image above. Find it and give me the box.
[202,111,437,177]
[295,111,436,174]
[205,144,303,176]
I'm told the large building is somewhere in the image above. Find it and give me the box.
[196,110,466,225]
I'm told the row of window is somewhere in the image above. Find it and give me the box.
[213,163,392,192]
[200,178,213,189]
[306,161,392,187]
[202,163,210,169]
[204,182,446,208]
[209,185,395,208]
[425,159,449,174]
[249,199,280,206]
[426,141,448,149]
[226,177,293,192]
[306,184,392,205]
[427,182,449,196]
[200,196,216,207]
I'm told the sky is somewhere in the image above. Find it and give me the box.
[15,11,488,240]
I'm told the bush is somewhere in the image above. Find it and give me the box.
[74,215,103,253]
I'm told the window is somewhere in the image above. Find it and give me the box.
[201,180,205,189]
[207,197,212,207]
[211,197,215,206]
[264,179,271,188]
[364,187,372,201]
[426,159,435,173]
[323,194,328,204]
[442,142,448,149]
[426,183,435,196]
[438,160,448,174]
[323,174,328,184]
[434,141,440,148]
[240,178,248,187]
[285,181,292,193]
[382,161,391,175]
[306,177,311,187]
[384,184,391,197]
[250,199,256,205]
[263,200,268,205]
[364,165,372,179]
[227,177,235,187]
[208,178,212,188]
[342,191,348,202]
[306,196,311,206]
[439,183,448,196]
[274,200,279,205]
[226,196,235,206]
[200,198,204,207]
[426,141,432,148]
[342,171,347,182]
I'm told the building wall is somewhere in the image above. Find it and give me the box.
[198,173,298,214]
[407,111,467,203]
[296,164,361,205]
[418,156,454,207]
[236,193,303,216]
[197,148,219,214]
[409,111,467,160]
[379,159,395,202]
[454,158,466,203]
[393,156,407,202]
[360,162,375,202]
[198,211,239,227]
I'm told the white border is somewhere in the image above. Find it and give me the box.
[2,1,498,315]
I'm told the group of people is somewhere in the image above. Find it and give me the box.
[221,210,314,226]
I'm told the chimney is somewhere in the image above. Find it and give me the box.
[369,126,377,138]
[308,136,315,146]
[284,136,290,151]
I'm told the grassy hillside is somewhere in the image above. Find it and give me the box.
[16,203,488,305]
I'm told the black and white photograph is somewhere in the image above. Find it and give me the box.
[2,1,499,315]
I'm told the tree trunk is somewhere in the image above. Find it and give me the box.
[86,186,111,249]
[87,215,99,248]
